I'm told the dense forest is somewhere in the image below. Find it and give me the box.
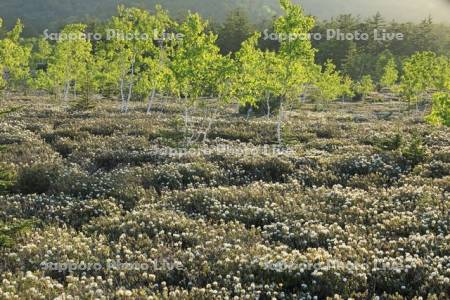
[1,0,277,35]
[216,10,450,81]
[1,0,449,36]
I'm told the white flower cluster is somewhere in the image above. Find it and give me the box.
[0,100,448,299]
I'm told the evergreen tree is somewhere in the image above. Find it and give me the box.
[216,8,255,55]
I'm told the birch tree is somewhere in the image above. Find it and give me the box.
[273,0,316,145]
[170,12,223,144]
[200,53,236,141]
[260,50,283,117]
[135,39,173,114]
[232,33,266,112]
[310,60,347,105]
[401,51,441,110]
[0,19,31,94]
[101,6,171,113]
[380,58,399,91]
[43,24,92,104]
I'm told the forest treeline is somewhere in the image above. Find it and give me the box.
[0,0,449,132]
[2,0,450,36]
[215,10,450,82]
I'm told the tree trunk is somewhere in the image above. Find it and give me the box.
[146,88,156,114]
[124,62,135,113]
[119,77,125,112]
[266,91,271,118]
[63,81,70,103]
[246,107,253,119]
[277,101,284,147]
[184,96,189,145]
[202,108,217,143]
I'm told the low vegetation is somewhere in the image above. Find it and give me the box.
[0,98,448,299]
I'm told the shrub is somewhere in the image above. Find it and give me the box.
[142,162,224,193]
[401,135,428,167]
[15,163,61,194]
[0,163,16,192]
[0,219,34,249]
[52,138,75,158]
[426,92,449,127]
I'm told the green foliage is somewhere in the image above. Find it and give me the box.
[215,8,255,55]
[354,75,375,100]
[376,133,403,151]
[28,38,52,70]
[380,57,399,91]
[0,163,15,192]
[275,0,315,61]
[171,12,222,102]
[28,38,53,91]
[274,0,315,104]
[314,14,450,83]
[340,75,355,100]
[36,23,94,103]
[233,33,266,108]
[0,220,34,249]
[401,135,428,166]
[310,60,351,103]
[100,5,174,112]
[0,19,31,91]
[15,164,60,194]
[400,51,443,103]
[373,50,396,84]
[426,92,450,126]
[136,51,173,99]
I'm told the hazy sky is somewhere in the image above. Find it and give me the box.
[297,0,450,22]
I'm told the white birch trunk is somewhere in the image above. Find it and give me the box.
[146,88,156,114]
[63,81,70,103]
[277,101,284,146]
[119,77,125,112]
[124,61,135,113]
[266,91,271,118]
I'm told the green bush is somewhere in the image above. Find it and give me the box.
[0,163,15,192]
[426,92,449,127]
[15,163,60,194]
[0,219,33,249]
[401,135,427,167]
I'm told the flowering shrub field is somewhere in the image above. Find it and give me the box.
[0,98,449,299]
